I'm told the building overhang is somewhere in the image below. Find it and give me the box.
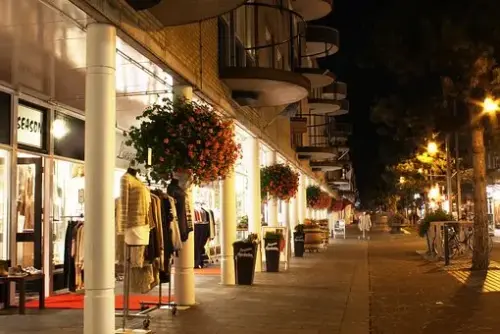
[304,25,340,58]
[308,98,341,114]
[296,146,337,160]
[295,68,335,89]
[310,160,343,172]
[220,67,310,107]
[327,100,349,116]
[291,0,333,21]
[124,0,247,27]
[322,81,347,100]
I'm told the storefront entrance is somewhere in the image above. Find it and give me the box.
[15,153,44,293]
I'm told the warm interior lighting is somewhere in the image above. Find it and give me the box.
[53,119,69,139]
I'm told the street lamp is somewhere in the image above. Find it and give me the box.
[427,141,438,156]
[483,97,499,113]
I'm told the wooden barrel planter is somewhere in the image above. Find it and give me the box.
[304,224,323,252]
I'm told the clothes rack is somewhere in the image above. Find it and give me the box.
[115,245,154,332]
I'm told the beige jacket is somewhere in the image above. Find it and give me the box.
[119,173,151,230]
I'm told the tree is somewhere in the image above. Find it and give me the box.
[364,0,500,269]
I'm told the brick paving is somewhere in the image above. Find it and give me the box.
[0,230,369,334]
[369,231,500,334]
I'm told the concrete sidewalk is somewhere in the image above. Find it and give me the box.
[369,232,500,334]
[0,237,370,334]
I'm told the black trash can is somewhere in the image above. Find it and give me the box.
[293,232,305,257]
[264,238,281,272]
[233,241,257,285]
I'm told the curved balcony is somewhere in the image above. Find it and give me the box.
[296,115,338,160]
[296,68,335,89]
[310,160,344,172]
[328,99,349,116]
[323,81,347,100]
[308,87,341,114]
[219,3,310,107]
[291,0,333,21]
[123,0,247,27]
[304,25,340,58]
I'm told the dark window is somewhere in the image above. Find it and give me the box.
[218,18,230,71]
[0,91,11,144]
[53,111,85,161]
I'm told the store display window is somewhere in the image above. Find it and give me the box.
[16,152,43,269]
[0,149,10,260]
[53,112,85,161]
[51,159,125,266]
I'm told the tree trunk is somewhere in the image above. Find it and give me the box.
[470,108,490,270]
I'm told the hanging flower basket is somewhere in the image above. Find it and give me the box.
[316,192,332,210]
[125,98,241,185]
[306,185,321,208]
[307,185,332,209]
[261,163,299,201]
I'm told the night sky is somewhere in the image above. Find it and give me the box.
[316,0,390,206]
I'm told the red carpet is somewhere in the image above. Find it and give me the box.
[194,266,221,276]
[25,294,172,310]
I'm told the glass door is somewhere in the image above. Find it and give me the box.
[15,155,43,271]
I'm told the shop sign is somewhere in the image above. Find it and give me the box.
[17,104,44,148]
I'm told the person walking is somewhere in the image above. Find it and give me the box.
[358,212,372,240]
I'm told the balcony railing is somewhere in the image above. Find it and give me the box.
[218,2,306,72]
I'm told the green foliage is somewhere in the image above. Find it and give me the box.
[264,231,283,241]
[294,224,305,234]
[418,209,454,237]
[388,213,406,226]
[124,98,241,185]
[260,164,299,201]
[306,185,321,208]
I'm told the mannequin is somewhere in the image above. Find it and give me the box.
[119,163,151,247]
[167,173,193,241]
[358,212,372,240]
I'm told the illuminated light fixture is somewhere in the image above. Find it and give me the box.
[399,176,405,184]
[483,97,499,113]
[53,119,69,139]
[427,141,438,156]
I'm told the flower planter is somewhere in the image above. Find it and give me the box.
[233,241,257,285]
[264,238,281,272]
[303,224,323,252]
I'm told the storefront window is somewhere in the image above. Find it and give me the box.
[52,159,125,265]
[0,149,10,260]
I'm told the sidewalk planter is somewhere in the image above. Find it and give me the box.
[293,232,305,257]
[264,233,282,272]
[233,241,257,285]
[304,224,323,252]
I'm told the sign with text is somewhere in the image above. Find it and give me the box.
[18,104,44,148]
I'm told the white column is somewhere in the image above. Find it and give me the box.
[84,23,116,334]
[246,136,262,271]
[298,173,305,224]
[173,85,196,305]
[267,150,278,226]
[305,177,311,219]
[290,195,298,232]
[220,170,236,284]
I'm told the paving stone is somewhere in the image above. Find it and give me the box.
[0,232,370,334]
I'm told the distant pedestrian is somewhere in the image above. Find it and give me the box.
[358,212,372,240]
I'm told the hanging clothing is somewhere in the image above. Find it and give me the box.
[120,172,151,245]
[167,179,193,242]
[63,221,79,290]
